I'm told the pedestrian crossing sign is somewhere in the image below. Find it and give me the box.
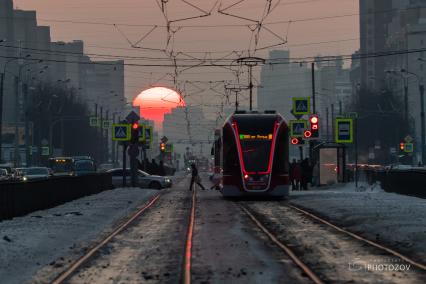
[292,97,311,115]
[404,143,414,153]
[290,120,308,137]
[112,124,131,141]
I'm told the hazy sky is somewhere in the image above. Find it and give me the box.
[14,0,359,110]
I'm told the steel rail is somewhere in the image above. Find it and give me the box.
[289,204,426,272]
[182,188,197,284]
[240,205,324,284]
[51,194,161,284]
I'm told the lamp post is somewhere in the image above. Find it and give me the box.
[401,67,425,164]
[0,55,31,162]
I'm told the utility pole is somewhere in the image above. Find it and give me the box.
[236,57,265,111]
[311,62,316,113]
[0,72,4,162]
[420,84,425,164]
[225,84,249,111]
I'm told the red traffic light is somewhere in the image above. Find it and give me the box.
[399,143,405,151]
[132,122,139,130]
[304,130,312,138]
[310,115,318,124]
[291,138,299,145]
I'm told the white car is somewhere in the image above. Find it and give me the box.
[107,168,172,189]
[15,167,51,181]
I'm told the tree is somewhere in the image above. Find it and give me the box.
[27,82,100,164]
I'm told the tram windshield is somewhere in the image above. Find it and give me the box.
[235,116,276,173]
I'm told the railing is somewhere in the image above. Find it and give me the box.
[0,173,112,221]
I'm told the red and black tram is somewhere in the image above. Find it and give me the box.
[214,111,290,197]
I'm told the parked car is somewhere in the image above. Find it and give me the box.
[15,167,51,181]
[107,168,172,189]
[0,169,9,181]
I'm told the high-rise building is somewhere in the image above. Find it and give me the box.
[359,0,393,90]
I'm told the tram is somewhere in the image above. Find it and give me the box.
[213,111,290,197]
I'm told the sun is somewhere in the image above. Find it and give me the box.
[133,87,185,129]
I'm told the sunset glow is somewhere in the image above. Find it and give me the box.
[133,87,185,129]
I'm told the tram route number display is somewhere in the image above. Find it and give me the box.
[239,134,273,140]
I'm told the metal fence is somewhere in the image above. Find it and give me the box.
[0,174,112,221]
[365,168,426,198]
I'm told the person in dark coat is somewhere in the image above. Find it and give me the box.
[289,159,297,190]
[300,158,310,190]
[189,163,206,190]
[158,160,166,176]
[293,161,302,190]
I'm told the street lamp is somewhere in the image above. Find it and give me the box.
[400,67,425,165]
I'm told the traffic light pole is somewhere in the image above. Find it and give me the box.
[310,62,317,162]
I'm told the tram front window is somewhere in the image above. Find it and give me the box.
[240,139,272,173]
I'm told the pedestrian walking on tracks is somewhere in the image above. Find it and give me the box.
[189,163,206,190]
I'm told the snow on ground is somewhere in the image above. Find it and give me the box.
[0,187,157,284]
[290,183,426,262]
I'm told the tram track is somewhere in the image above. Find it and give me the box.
[48,174,195,284]
[51,194,162,284]
[239,201,426,283]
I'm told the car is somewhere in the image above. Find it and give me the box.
[107,168,172,189]
[15,167,51,181]
[0,168,9,181]
[72,159,97,176]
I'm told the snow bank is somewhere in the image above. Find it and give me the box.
[0,187,157,284]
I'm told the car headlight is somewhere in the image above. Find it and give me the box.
[165,178,171,183]
[23,176,28,181]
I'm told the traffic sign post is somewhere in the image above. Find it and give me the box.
[290,120,308,138]
[112,124,131,141]
[89,117,100,127]
[165,143,174,153]
[335,118,354,143]
[292,97,311,115]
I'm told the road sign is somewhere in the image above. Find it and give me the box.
[404,135,413,143]
[126,111,140,123]
[89,117,100,127]
[165,143,173,153]
[335,118,353,143]
[292,97,311,115]
[102,120,112,130]
[112,124,131,141]
[138,124,145,142]
[404,143,414,153]
[41,146,49,156]
[144,126,153,148]
[161,136,168,144]
[290,120,308,138]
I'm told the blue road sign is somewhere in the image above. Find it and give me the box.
[335,118,353,143]
[292,97,311,115]
[112,124,131,141]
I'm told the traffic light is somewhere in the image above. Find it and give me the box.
[130,122,139,144]
[304,130,312,139]
[309,114,319,138]
[291,137,305,145]
[399,142,405,151]
[160,142,166,152]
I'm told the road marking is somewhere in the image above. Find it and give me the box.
[52,194,161,284]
